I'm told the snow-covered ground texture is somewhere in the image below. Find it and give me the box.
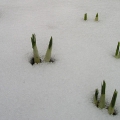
[0,0,120,120]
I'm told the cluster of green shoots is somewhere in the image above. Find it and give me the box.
[84,13,98,21]
[31,34,53,64]
[115,42,120,58]
[94,81,118,115]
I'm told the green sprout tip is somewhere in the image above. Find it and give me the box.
[31,34,36,48]
[115,42,120,58]
[94,89,99,106]
[95,13,98,21]
[31,34,41,64]
[44,36,53,62]
[98,80,106,109]
[48,36,52,49]
[101,80,106,95]
[108,90,118,115]
[84,13,87,20]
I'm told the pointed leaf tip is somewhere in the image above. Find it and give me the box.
[31,34,36,48]
[96,13,98,17]
[95,89,99,100]
[115,42,120,56]
[111,89,118,108]
[49,36,53,49]
[84,13,87,20]
[101,80,106,94]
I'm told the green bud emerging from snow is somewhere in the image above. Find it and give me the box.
[84,13,87,20]
[115,42,120,58]
[31,34,36,48]
[48,37,52,49]
[94,89,99,106]
[95,13,98,21]
[108,90,118,115]
[99,81,106,109]
[44,36,53,62]
[101,80,106,95]
[31,34,41,64]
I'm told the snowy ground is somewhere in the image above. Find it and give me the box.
[0,0,120,120]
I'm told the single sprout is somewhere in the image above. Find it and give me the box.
[99,80,106,109]
[94,89,99,106]
[44,36,53,62]
[108,90,118,115]
[84,13,87,20]
[31,34,41,64]
[95,13,98,21]
[115,42,120,58]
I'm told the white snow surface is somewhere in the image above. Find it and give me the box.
[0,0,120,120]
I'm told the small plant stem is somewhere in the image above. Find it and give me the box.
[44,36,53,62]
[94,89,99,106]
[84,13,87,20]
[95,13,98,21]
[31,34,40,64]
[108,90,118,115]
[99,81,106,109]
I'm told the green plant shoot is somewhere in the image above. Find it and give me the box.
[95,13,98,21]
[99,81,106,109]
[94,89,99,106]
[44,36,53,62]
[115,42,120,58]
[84,13,87,20]
[31,34,41,64]
[108,90,118,115]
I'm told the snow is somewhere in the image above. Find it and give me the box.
[0,0,120,119]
